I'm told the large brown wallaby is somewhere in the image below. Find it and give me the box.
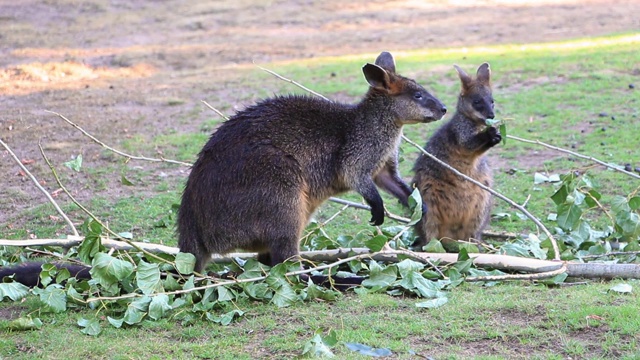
[178,52,447,273]
[411,62,501,249]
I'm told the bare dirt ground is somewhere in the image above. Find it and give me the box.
[1,0,639,229]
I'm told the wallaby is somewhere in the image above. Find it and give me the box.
[178,51,447,273]
[411,62,501,249]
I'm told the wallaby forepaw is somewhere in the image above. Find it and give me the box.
[369,209,385,226]
[487,126,502,146]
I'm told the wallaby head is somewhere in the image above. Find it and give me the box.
[363,52,447,125]
[454,62,495,123]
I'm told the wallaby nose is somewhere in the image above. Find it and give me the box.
[486,112,495,119]
[441,106,447,114]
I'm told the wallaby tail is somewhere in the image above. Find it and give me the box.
[0,262,91,287]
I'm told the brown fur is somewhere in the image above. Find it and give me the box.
[178,52,447,272]
[412,63,501,248]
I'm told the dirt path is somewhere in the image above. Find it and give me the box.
[1,0,639,229]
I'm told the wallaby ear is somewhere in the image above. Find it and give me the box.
[476,62,491,84]
[374,51,396,74]
[362,63,391,91]
[454,64,473,90]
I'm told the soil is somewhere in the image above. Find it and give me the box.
[1,0,639,230]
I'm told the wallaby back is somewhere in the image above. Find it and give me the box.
[412,62,501,249]
[178,52,446,272]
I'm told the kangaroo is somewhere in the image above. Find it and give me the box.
[178,52,447,273]
[411,63,501,249]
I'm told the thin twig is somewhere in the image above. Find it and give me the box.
[507,134,640,180]
[201,100,230,121]
[0,138,79,236]
[400,134,561,260]
[255,63,331,101]
[466,264,567,282]
[45,110,192,167]
[38,143,174,266]
[579,250,640,259]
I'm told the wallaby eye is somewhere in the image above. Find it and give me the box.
[414,92,423,100]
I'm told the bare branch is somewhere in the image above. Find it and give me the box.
[45,110,192,167]
[201,100,230,121]
[38,144,174,266]
[507,134,640,180]
[0,138,79,236]
[255,63,331,101]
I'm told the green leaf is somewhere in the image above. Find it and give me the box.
[136,261,163,295]
[7,317,43,331]
[422,240,446,253]
[271,282,298,308]
[0,281,30,301]
[407,188,424,225]
[121,175,135,186]
[611,195,631,214]
[33,285,66,313]
[499,243,532,258]
[302,329,337,358]
[364,235,388,252]
[306,281,340,301]
[77,233,102,264]
[551,184,569,206]
[148,294,171,320]
[396,259,425,278]
[629,197,640,210]
[610,283,632,294]
[56,267,71,284]
[539,272,568,285]
[77,317,102,336]
[107,316,124,328]
[217,286,236,302]
[344,342,393,357]
[244,282,272,300]
[123,297,151,325]
[174,252,196,275]
[499,123,507,145]
[64,154,83,172]
[485,118,501,126]
[117,232,133,239]
[398,271,440,298]
[90,253,135,292]
[556,202,583,230]
[416,297,448,309]
[209,309,244,326]
[361,262,397,289]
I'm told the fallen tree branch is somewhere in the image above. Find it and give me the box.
[0,138,79,236]
[45,110,192,167]
[6,237,640,280]
[507,134,640,180]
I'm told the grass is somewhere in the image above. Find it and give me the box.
[2,33,640,358]
[1,281,639,359]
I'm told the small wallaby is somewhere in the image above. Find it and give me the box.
[412,62,501,249]
[178,51,447,273]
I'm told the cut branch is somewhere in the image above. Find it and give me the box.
[0,138,79,236]
[45,110,192,167]
[507,134,640,180]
